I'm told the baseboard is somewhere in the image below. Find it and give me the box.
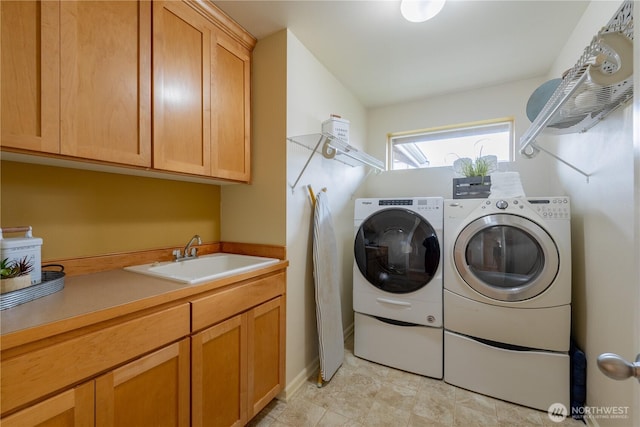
[344,321,354,340]
[279,321,354,402]
[278,356,319,402]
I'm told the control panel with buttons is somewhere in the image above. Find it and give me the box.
[475,197,570,219]
[528,197,570,219]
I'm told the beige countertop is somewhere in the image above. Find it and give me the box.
[0,261,288,349]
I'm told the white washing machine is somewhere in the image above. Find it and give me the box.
[443,197,572,411]
[353,197,443,378]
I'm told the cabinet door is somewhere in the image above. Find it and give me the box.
[1,0,60,153]
[1,382,94,427]
[95,338,190,427]
[59,0,151,166]
[192,314,247,427]
[153,1,211,176]
[247,296,286,418]
[211,30,251,182]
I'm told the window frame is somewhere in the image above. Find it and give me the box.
[387,117,515,171]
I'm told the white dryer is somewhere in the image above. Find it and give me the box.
[443,197,572,411]
[353,197,443,378]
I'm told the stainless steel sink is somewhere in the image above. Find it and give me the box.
[124,253,280,284]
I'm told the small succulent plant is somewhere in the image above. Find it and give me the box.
[452,145,497,182]
[1,257,34,279]
[458,155,495,178]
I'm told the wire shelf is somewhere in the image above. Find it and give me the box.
[520,0,633,161]
[287,133,384,191]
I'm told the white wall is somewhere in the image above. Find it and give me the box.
[362,2,639,426]
[221,31,287,245]
[554,105,637,427]
[544,2,639,426]
[223,28,366,398]
[364,77,558,199]
[231,4,639,421]
[284,30,369,395]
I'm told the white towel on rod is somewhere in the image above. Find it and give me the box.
[312,191,344,382]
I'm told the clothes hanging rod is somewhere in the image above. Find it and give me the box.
[289,134,325,191]
[527,143,591,183]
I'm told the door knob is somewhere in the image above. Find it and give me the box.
[597,353,640,383]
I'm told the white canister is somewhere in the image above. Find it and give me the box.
[322,115,350,143]
[1,227,43,285]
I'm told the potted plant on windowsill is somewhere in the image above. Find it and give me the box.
[452,153,497,199]
[1,256,34,294]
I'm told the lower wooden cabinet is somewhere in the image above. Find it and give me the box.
[1,382,94,427]
[2,339,190,427]
[1,303,191,417]
[95,338,191,426]
[192,312,246,427]
[0,270,286,426]
[247,297,286,418]
[192,296,285,427]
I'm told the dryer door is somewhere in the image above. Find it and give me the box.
[453,214,559,302]
[354,208,440,294]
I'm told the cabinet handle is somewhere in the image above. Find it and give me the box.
[0,226,33,238]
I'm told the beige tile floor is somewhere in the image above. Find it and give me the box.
[249,334,584,427]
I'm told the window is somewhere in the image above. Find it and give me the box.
[388,118,514,170]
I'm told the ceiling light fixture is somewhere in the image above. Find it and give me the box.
[400,0,446,23]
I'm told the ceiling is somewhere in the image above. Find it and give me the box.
[213,1,590,109]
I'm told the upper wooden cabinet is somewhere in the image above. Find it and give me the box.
[211,30,251,182]
[1,0,255,182]
[153,0,212,176]
[60,0,152,167]
[1,0,60,153]
[153,1,253,182]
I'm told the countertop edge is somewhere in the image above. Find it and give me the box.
[0,260,288,351]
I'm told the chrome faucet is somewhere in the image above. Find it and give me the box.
[174,234,202,261]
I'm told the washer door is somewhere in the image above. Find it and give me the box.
[354,208,440,294]
[453,214,559,302]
